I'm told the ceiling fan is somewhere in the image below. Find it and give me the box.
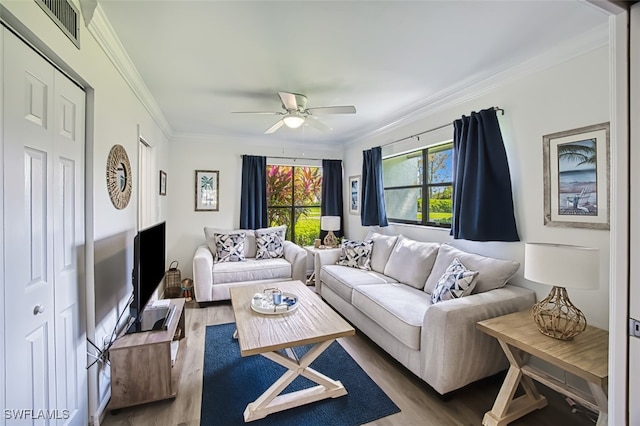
[232,91,356,134]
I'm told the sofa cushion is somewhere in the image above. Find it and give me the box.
[211,258,291,284]
[352,284,431,350]
[204,227,256,258]
[364,232,398,273]
[431,258,479,303]
[255,228,284,259]
[336,239,373,270]
[383,235,439,290]
[213,232,246,263]
[321,264,398,302]
[424,244,520,294]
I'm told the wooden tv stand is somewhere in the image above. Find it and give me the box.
[108,298,186,410]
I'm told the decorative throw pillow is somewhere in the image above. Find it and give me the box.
[336,239,374,270]
[431,258,479,304]
[214,232,246,263]
[255,230,284,259]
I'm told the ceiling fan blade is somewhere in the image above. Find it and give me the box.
[231,111,282,115]
[278,92,298,111]
[306,105,356,115]
[265,120,285,134]
[306,117,331,132]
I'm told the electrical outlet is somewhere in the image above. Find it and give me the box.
[630,318,640,338]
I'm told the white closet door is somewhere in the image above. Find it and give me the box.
[3,28,86,425]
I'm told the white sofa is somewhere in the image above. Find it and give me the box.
[317,232,535,395]
[193,226,307,302]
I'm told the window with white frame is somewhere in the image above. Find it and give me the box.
[382,142,453,227]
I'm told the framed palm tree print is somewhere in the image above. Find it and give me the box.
[543,122,609,229]
[195,170,219,211]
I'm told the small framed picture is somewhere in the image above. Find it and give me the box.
[543,122,610,229]
[349,175,361,215]
[159,170,167,196]
[195,170,219,211]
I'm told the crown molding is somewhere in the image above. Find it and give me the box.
[346,22,610,147]
[87,4,173,139]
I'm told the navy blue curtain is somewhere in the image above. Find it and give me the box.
[320,159,344,239]
[450,108,519,241]
[361,147,388,227]
[239,155,267,229]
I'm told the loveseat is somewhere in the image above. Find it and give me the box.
[317,232,535,395]
[193,225,307,302]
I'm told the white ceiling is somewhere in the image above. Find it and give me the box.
[97,0,610,146]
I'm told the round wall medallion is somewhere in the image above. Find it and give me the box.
[106,144,132,210]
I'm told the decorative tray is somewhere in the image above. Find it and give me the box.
[250,291,299,315]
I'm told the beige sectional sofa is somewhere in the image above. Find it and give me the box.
[193,226,307,302]
[317,232,535,395]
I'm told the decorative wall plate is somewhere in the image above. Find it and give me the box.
[106,144,132,209]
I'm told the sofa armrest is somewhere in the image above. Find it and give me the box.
[283,241,307,282]
[193,245,214,302]
[420,285,535,394]
[315,248,342,292]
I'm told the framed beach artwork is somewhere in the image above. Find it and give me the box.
[543,122,610,230]
[195,170,219,211]
[159,170,167,196]
[349,175,361,215]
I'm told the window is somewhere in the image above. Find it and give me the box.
[382,142,453,227]
[266,165,322,246]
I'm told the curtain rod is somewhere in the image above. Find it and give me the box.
[381,106,504,148]
[242,154,326,162]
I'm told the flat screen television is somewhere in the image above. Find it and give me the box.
[127,221,168,333]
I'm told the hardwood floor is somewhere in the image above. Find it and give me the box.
[102,299,593,426]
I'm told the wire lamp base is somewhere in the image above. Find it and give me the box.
[531,286,587,341]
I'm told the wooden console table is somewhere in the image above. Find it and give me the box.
[477,310,608,426]
[108,298,186,410]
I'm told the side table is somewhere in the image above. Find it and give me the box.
[477,310,608,426]
[303,245,341,287]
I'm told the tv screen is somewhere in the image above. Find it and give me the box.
[132,221,166,322]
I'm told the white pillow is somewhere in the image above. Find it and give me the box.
[255,229,284,259]
[383,235,439,290]
[431,258,479,303]
[214,232,246,263]
[336,239,374,270]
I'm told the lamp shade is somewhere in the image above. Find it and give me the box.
[524,243,599,290]
[320,216,340,232]
[283,114,305,129]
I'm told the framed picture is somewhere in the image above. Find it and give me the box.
[543,122,610,230]
[349,175,361,215]
[195,170,219,211]
[159,170,167,196]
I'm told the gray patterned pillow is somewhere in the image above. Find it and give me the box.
[214,232,246,263]
[336,239,374,270]
[255,230,284,259]
[431,258,478,303]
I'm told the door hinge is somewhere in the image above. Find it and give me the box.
[630,318,640,338]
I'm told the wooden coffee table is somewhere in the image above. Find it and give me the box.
[230,280,355,422]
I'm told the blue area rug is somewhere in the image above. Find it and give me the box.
[200,323,400,426]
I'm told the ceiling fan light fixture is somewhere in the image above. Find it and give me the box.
[283,114,305,129]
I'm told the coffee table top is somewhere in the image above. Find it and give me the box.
[230,280,355,357]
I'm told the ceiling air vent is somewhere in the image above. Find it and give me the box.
[34,0,80,48]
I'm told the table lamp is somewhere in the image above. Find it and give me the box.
[320,216,340,248]
[524,243,599,340]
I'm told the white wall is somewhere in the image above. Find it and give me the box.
[167,135,341,276]
[1,1,169,421]
[343,46,611,329]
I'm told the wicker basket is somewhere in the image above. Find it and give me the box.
[165,261,182,298]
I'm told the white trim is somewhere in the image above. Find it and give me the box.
[347,23,609,145]
[86,4,172,139]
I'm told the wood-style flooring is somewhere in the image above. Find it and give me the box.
[102,297,593,426]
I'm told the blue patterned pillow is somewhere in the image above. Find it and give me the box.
[255,230,284,259]
[431,258,478,303]
[214,232,246,263]
[336,239,374,270]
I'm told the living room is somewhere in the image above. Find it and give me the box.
[0,0,634,425]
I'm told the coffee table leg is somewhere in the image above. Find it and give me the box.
[243,339,347,422]
[483,340,547,426]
